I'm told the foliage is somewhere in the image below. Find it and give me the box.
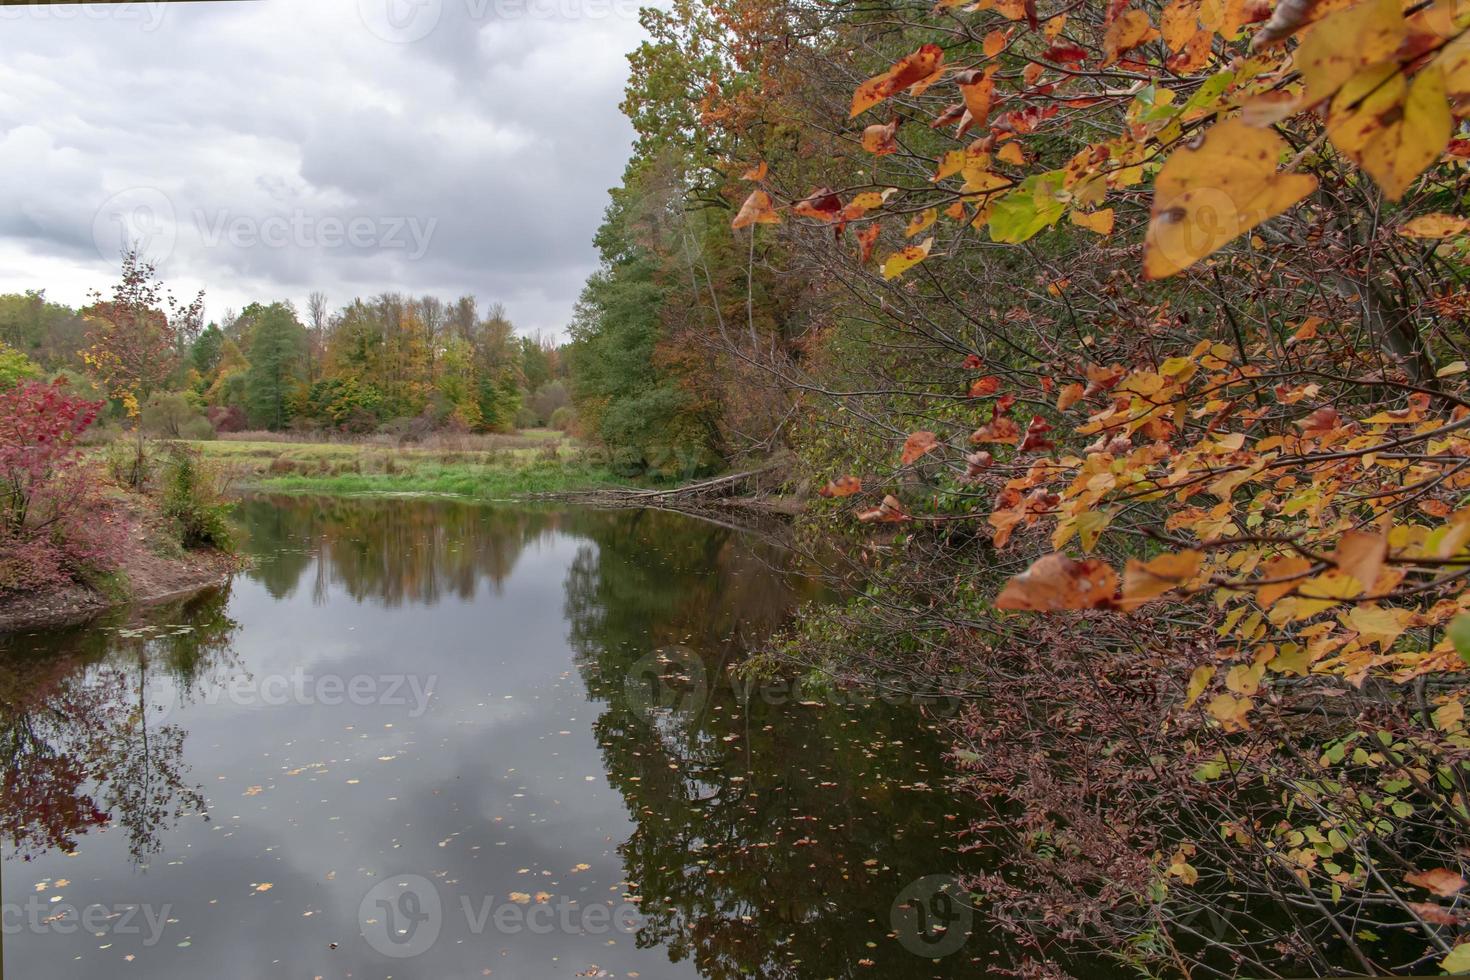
[0,381,118,594]
[158,446,233,551]
[141,391,213,440]
[591,0,1470,972]
[0,341,41,391]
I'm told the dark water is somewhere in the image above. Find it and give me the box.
[0,496,995,979]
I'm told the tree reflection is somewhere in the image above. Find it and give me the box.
[561,509,994,978]
[235,495,568,606]
[0,587,237,864]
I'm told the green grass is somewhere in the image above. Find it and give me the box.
[253,460,626,498]
[186,436,628,500]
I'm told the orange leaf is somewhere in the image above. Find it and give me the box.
[741,161,768,181]
[901,430,940,465]
[1103,9,1159,66]
[1406,868,1467,898]
[856,494,910,523]
[1120,550,1203,610]
[818,475,863,498]
[1057,382,1085,410]
[996,553,1119,611]
[732,190,780,229]
[970,415,1021,444]
[969,375,1001,398]
[850,44,944,117]
[1256,555,1313,606]
[793,187,843,222]
[856,223,881,263]
[862,120,899,156]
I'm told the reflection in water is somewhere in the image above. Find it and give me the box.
[0,587,234,864]
[0,496,1005,978]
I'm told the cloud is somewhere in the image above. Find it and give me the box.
[0,0,647,337]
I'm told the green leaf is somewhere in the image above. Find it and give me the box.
[988,174,1066,244]
[1442,942,1470,974]
[1449,613,1470,666]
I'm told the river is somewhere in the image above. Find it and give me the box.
[0,495,1011,979]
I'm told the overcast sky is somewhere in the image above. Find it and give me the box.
[0,0,652,339]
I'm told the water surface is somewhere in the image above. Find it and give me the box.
[0,496,993,978]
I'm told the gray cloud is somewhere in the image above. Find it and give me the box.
[0,0,647,337]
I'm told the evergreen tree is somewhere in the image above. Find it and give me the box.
[242,303,306,430]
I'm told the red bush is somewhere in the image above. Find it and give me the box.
[207,404,247,433]
[0,381,120,594]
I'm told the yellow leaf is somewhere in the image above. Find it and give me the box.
[905,207,938,237]
[1103,9,1159,67]
[996,141,1027,166]
[1401,213,1470,239]
[1161,0,1200,52]
[882,237,933,279]
[1070,208,1116,235]
[1184,664,1215,708]
[1328,63,1452,201]
[1295,0,1406,103]
[1207,692,1253,730]
[1144,120,1317,279]
[1438,30,1470,114]
[1436,360,1469,377]
[1340,604,1411,649]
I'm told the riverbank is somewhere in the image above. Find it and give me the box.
[0,488,237,634]
[192,431,632,499]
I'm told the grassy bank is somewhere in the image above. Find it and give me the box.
[190,430,629,499]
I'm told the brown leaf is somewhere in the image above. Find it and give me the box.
[1332,529,1386,594]
[901,430,940,465]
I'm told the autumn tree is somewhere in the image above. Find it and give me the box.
[82,248,205,485]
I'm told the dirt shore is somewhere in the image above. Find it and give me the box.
[0,494,239,635]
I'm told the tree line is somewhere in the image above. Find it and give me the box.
[0,250,572,440]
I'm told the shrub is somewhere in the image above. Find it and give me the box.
[207,404,248,433]
[158,446,232,551]
[549,405,575,432]
[0,381,121,594]
[142,391,213,440]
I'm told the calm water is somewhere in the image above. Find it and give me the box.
[0,496,997,979]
